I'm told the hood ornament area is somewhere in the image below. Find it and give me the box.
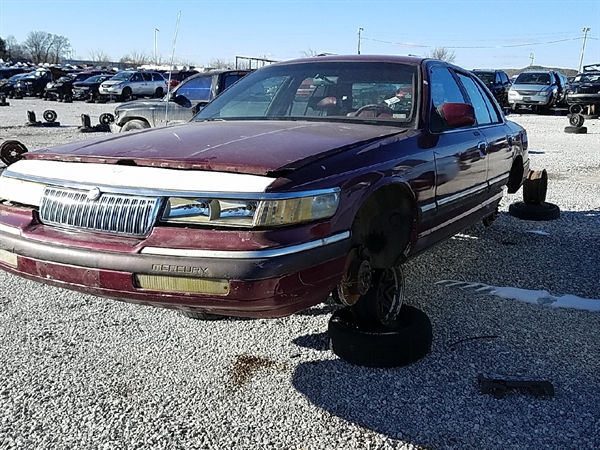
[87,187,102,201]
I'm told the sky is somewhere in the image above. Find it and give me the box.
[1,0,599,71]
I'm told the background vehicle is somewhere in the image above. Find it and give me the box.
[98,70,167,102]
[0,72,29,98]
[472,69,511,107]
[508,70,568,112]
[565,63,600,115]
[111,69,251,132]
[160,69,199,90]
[72,74,115,101]
[13,68,53,97]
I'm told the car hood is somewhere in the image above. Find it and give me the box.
[115,98,164,111]
[26,120,406,175]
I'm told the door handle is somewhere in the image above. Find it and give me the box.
[477,141,487,156]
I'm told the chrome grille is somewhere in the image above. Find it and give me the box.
[517,90,538,95]
[39,187,162,237]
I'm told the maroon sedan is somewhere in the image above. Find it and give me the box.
[0,55,529,330]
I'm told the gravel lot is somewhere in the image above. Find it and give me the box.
[1,98,599,450]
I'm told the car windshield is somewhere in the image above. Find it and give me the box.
[515,72,551,85]
[111,72,133,81]
[574,73,600,83]
[474,72,494,86]
[194,61,417,126]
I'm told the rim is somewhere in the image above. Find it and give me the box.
[375,266,405,325]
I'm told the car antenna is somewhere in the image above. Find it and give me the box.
[165,10,181,126]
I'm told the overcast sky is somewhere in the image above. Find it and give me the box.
[1,0,599,70]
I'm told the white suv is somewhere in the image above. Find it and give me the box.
[98,70,167,101]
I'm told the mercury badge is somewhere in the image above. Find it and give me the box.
[87,187,102,201]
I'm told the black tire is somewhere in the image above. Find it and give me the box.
[181,311,227,320]
[522,169,547,205]
[328,305,433,368]
[121,119,150,132]
[568,104,583,115]
[99,113,115,125]
[508,201,560,221]
[42,109,57,123]
[351,266,405,327]
[121,87,133,102]
[564,126,587,134]
[0,140,28,166]
[154,87,164,98]
[569,114,585,127]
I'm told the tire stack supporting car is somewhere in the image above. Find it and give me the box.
[508,169,560,221]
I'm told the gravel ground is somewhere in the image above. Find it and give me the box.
[0,98,599,450]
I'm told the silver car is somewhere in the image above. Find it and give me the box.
[98,70,167,101]
[508,70,568,113]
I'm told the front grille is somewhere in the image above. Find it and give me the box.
[577,86,600,94]
[517,90,538,96]
[39,187,162,237]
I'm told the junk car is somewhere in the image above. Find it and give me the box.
[0,56,530,362]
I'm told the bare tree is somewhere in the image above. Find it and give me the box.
[300,47,319,58]
[427,47,456,63]
[89,49,112,66]
[50,34,72,64]
[119,50,151,68]
[206,58,233,70]
[2,35,26,61]
[0,37,6,60]
[23,31,54,64]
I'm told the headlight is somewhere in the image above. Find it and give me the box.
[111,83,123,89]
[538,89,551,96]
[161,190,340,228]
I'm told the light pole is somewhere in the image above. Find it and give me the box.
[579,27,591,72]
[357,27,363,55]
[154,28,159,67]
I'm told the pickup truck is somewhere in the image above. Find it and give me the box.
[111,69,252,132]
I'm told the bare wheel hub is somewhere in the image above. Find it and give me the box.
[336,250,372,306]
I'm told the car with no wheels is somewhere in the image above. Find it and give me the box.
[0,55,530,366]
[565,63,600,115]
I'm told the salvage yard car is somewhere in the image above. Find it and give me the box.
[98,70,167,102]
[0,55,530,366]
[111,69,251,132]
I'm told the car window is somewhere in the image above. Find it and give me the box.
[175,76,213,101]
[152,72,164,81]
[457,73,502,125]
[515,72,550,85]
[429,66,465,108]
[223,74,244,90]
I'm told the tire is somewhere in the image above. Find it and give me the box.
[99,113,115,125]
[564,126,587,134]
[180,311,227,320]
[508,201,560,221]
[568,104,583,115]
[121,87,133,102]
[42,109,57,123]
[350,266,405,327]
[569,114,585,127]
[0,140,28,166]
[328,305,433,368]
[120,119,150,132]
[154,87,164,98]
[522,169,547,205]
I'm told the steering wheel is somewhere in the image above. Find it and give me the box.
[352,103,395,117]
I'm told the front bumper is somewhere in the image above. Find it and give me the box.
[566,93,600,105]
[0,215,350,318]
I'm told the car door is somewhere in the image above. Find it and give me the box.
[456,71,512,195]
[429,65,489,222]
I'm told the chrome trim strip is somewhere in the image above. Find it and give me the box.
[488,174,509,186]
[436,183,488,207]
[418,192,503,238]
[1,170,340,201]
[0,223,21,236]
[141,231,351,259]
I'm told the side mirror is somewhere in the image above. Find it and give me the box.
[437,103,476,128]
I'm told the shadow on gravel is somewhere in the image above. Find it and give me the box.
[292,208,600,449]
[292,332,329,351]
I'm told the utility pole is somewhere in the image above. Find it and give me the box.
[529,53,534,66]
[357,27,363,55]
[154,28,160,67]
[579,27,591,72]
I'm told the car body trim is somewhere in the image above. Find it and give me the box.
[141,231,351,258]
[418,192,503,238]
